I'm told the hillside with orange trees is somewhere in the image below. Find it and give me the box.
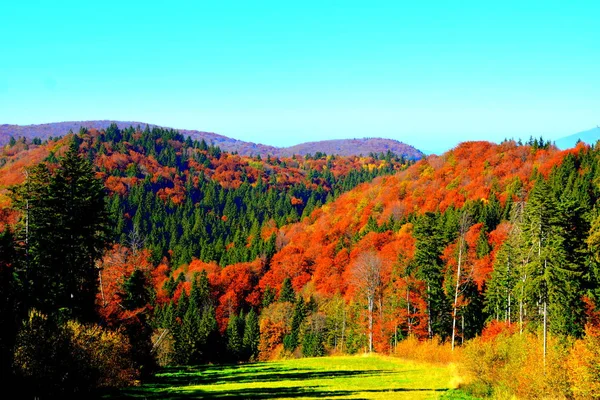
[3,125,600,399]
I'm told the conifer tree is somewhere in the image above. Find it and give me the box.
[284,297,306,352]
[243,309,260,361]
[279,277,296,303]
[226,311,244,361]
[0,230,21,385]
[12,139,108,322]
[413,212,449,339]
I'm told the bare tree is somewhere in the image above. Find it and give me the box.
[352,251,383,353]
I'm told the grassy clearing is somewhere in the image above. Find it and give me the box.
[105,354,477,399]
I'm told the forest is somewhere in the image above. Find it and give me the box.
[1,124,600,399]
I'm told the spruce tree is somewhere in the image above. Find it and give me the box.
[243,309,260,361]
[226,311,244,361]
[279,277,295,303]
[413,212,450,339]
[11,139,108,322]
[0,230,21,386]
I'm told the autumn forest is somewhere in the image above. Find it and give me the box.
[1,124,600,398]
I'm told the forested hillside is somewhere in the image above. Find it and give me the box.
[1,125,600,398]
[0,121,425,159]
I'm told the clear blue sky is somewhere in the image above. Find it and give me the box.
[1,0,598,153]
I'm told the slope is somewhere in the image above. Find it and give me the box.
[554,126,600,149]
[0,121,424,159]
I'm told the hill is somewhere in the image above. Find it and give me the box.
[554,126,600,149]
[2,124,600,398]
[0,120,424,159]
[280,137,423,159]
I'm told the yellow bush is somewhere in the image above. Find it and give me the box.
[67,320,138,388]
[461,332,571,399]
[13,310,138,397]
[394,335,460,365]
[567,327,600,400]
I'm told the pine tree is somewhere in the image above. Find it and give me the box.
[0,230,21,386]
[279,277,295,303]
[284,297,306,352]
[226,311,244,361]
[175,299,201,364]
[413,212,450,339]
[48,140,109,321]
[11,140,108,322]
[262,286,276,308]
[243,309,260,361]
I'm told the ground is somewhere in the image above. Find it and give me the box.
[105,354,477,399]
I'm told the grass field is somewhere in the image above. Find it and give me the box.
[105,354,477,399]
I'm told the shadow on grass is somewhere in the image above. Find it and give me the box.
[148,366,393,387]
[106,386,448,399]
[101,362,448,399]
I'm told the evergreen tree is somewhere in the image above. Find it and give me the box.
[226,311,244,361]
[242,309,260,361]
[279,277,295,303]
[262,286,276,307]
[413,212,450,339]
[119,269,152,310]
[0,230,21,387]
[175,299,201,364]
[11,140,108,322]
[284,297,306,352]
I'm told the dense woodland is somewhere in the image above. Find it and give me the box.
[1,124,600,398]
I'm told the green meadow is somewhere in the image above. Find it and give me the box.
[105,354,476,399]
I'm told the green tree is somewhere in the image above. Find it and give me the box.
[413,212,450,339]
[242,309,260,361]
[226,311,244,361]
[521,179,585,361]
[12,140,109,322]
[279,277,295,303]
[0,230,21,387]
[284,297,306,352]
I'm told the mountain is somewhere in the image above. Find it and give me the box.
[279,137,422,159]
[0,120,424,159]
[554,126,600,150]
[0,120,280,156]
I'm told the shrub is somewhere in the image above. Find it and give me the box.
[567,326,600,399]
[67,320,138,388]
[13,310,138,398]
[394,335,459,365]
[461,331,571,399]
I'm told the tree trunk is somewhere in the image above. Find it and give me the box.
[452,238,464,351]
[341,306,346,353]
[543,299,547,366]
[368,296,374,353]
[461,314,465,345]
[427,283,432,339]
[543,258,547,366]
[406,285,411,335]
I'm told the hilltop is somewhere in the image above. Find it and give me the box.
[0,120,424,160]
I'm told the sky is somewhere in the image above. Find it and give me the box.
[1,0,599,154]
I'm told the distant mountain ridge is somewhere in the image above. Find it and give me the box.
[0,120,424,160]
[554,127,600,150]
